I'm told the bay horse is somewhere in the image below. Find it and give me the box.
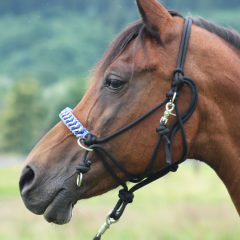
[19,0,240,237]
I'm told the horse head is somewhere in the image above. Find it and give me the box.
[19,0,240,228]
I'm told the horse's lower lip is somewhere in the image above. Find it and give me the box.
[43,191,73,225]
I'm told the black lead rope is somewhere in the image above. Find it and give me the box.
[76,18,198,239]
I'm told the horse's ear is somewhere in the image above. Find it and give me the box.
[136,0,175,41]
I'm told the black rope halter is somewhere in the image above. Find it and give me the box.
[68,17,198,239]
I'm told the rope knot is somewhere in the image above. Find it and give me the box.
[172,68,185,91]
[118,190,134,203]
[76,160,92,174]
[156,125,170,137]
[84,134,97,146]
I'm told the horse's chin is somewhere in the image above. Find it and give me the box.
[38,188,77,225]
[43,196,74,225]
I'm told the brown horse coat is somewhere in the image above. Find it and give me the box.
[20,0,240,225]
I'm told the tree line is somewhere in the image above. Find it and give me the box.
[0,1,240,155]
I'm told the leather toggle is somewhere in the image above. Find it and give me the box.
[156,124,172,165]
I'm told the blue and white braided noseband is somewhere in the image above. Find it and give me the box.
[59,107,92,139]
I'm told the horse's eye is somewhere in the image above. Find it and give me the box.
[106,79,124,90]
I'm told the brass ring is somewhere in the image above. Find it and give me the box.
[77,138,94,152]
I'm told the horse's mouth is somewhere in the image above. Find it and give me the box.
[43,190,76,225]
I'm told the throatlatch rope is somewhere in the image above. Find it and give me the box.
[60,17,198,240]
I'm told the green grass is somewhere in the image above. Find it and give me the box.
[0,167,21,197]
[0,163,239,240]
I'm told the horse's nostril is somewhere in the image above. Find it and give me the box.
[19,166,35,194]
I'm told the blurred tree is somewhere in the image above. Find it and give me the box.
[0,0,240,16]
[42,76,87,129]
[0,0,240,88]
[0,11,117,85]
[0,0,239,156]
[0,78,46,154]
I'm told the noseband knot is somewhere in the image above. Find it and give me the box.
[84,134,97,146]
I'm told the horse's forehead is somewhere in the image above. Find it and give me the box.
[111,41,136,66]
[106,37,159,75]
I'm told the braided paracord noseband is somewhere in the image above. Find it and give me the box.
[59,107,92,139]
[60,18,198,240]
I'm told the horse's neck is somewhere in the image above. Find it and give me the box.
[190,95,240,215]
[225,41,240,60]
[189,43,240,215]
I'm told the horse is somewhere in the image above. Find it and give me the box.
[19,0,240,237]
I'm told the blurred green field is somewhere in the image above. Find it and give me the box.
[0,163,239,240]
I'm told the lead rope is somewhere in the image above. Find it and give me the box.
[59,18,198,240]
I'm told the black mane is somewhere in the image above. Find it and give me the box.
[191,17,240,51]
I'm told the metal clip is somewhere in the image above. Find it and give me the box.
[95,210,120,238]
[172,92,177,104]
[77,173,83,187]
[160,102,176,125]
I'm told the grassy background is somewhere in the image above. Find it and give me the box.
[0,162,239,240]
